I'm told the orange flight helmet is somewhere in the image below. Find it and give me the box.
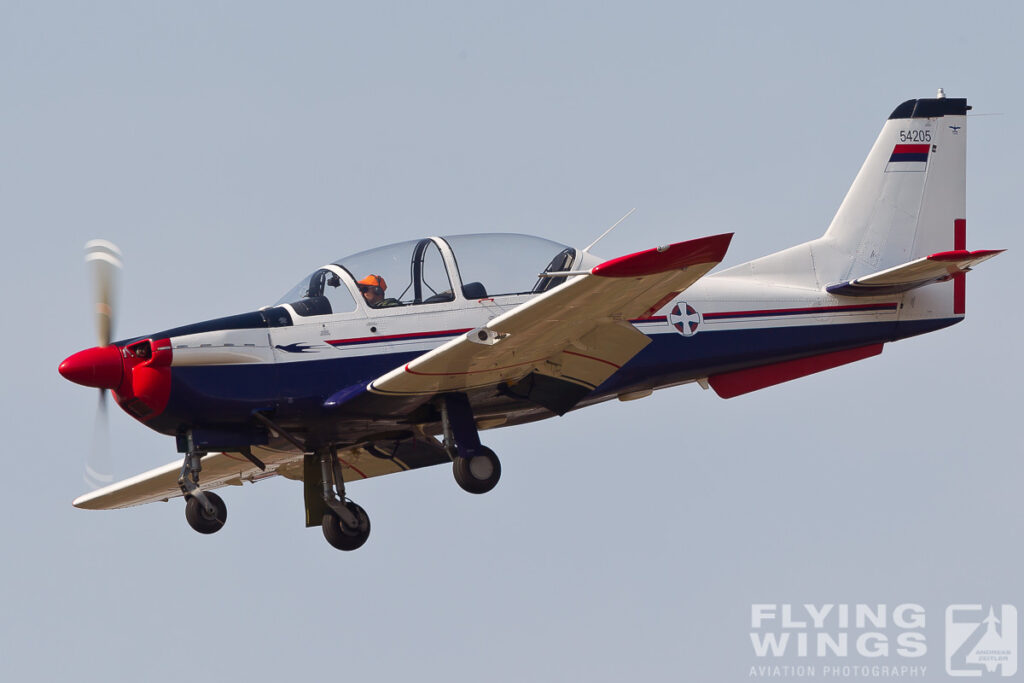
[357,274,387,291]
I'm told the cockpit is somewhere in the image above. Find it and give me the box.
[275,233,584,318]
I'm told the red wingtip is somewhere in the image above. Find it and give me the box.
[591,233,734,278]
[927,248,1006,262]
[58,345,124,389]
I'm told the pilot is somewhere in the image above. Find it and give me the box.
[357,274,401,308]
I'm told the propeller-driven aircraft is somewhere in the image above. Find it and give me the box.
[59,93,1002,551]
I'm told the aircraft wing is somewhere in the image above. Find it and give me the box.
[72,439,450,510]
[368,233,733,412]
[73,449,286,510]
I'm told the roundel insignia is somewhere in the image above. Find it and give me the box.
[667,301,701,337]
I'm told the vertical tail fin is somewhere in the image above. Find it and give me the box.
[823,94,969,282]
[722,94,970,291]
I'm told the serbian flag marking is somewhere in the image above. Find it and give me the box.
[885,144,930,173]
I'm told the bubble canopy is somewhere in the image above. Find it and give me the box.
[275,234,578,316]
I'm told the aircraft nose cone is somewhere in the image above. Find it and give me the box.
[58,345,124,389]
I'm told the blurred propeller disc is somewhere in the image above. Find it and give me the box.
[83,239,122,489]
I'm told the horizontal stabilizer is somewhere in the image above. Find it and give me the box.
[826,249,1003,297]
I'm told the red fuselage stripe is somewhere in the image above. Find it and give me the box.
[632,303,897,325]
[703,303,897,319]
[327,328,471,347]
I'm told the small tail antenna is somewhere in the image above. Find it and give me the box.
[583,208,636,255]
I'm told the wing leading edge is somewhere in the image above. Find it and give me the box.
[73,439,452,510]
[73,448,293,511]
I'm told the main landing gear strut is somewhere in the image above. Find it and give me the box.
[441,392,501,494]
[252,413,368,551]
[178,432,227,535]
[318,447,371,551]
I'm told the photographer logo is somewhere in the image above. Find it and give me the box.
[946,605,1017,677]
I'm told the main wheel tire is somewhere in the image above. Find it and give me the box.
[453,446,501,494]
[184,491,227,534]
[322,501,371,551]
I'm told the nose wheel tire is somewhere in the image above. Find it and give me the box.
[322,501,371,551]
[453,446,501,494]
[184,491,227,534]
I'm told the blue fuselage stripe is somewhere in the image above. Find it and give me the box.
[145,317,960,435]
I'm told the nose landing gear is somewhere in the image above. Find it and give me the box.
[178,433,228,535]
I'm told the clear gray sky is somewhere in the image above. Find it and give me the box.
[2,2,1021,681]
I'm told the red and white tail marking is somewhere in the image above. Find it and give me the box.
[953,218,967,314]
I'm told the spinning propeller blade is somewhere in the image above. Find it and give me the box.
[85,239,121,348]
[85,389,114,489]
[83,240,123,489]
